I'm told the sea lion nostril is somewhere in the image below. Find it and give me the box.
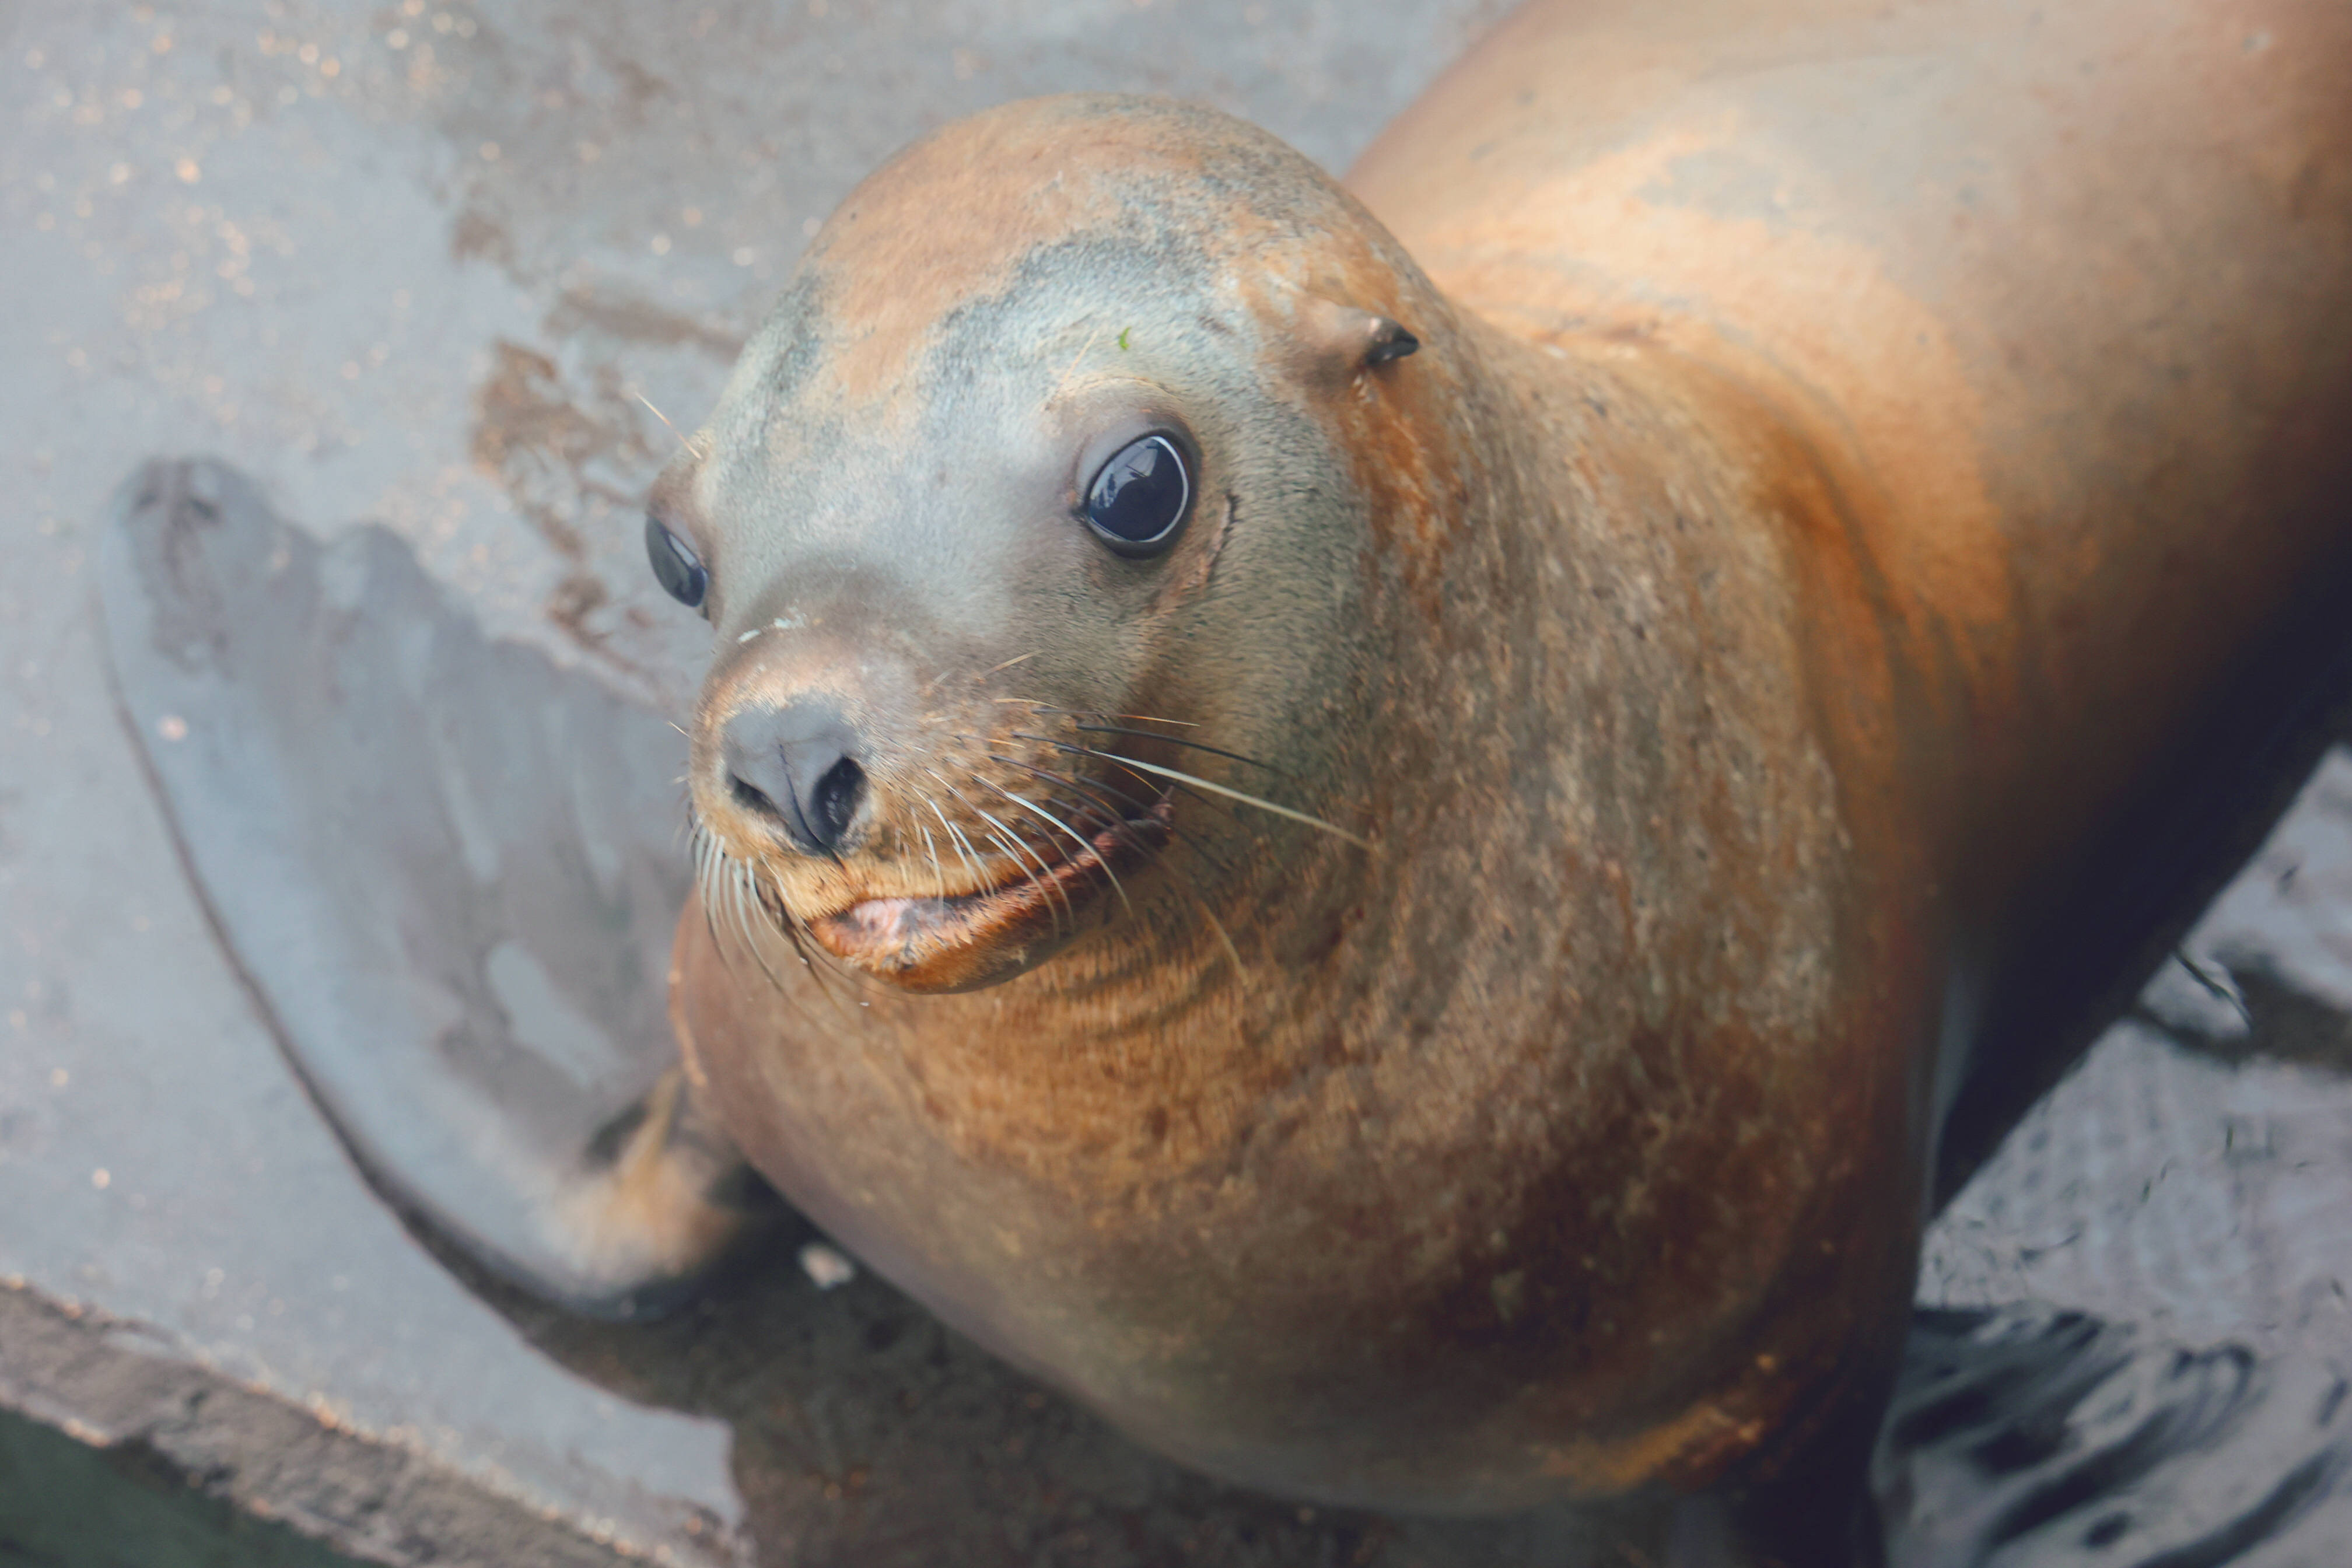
[729,771,780,818]
[719,701,866,856]
[810,755,864,848]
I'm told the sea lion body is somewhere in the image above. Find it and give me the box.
[653,0,2352,1549]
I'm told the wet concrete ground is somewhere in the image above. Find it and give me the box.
[5,1,2352,1564]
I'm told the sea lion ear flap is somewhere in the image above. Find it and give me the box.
[1296,295,1421,376]
[1363,317,1420,366]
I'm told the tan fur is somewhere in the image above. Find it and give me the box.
[653,0,2352,1547]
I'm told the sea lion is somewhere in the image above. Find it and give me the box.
[93,0,2352,1562]
[643,0,2352,1557]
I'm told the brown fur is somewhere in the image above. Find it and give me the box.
[652,0,2352,1550]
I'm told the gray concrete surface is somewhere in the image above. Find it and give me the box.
[6,1,2352,1564]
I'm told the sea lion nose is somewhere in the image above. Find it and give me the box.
[722,699,867,856]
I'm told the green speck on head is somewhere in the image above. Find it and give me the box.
[1117,327,1131,351]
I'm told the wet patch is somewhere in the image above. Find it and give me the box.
[1882,1307,2349,1564]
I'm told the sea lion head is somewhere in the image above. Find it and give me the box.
[653,94,1466,992]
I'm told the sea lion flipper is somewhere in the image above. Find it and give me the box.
[95,457,777,1317]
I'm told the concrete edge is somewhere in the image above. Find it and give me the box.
[0,1280,728,1567]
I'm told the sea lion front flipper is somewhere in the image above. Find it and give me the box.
[96,457,778,1318]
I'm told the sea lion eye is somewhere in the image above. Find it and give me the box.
[645,516,708,609]
[1084,435,1191,557]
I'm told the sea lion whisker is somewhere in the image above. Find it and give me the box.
[631,387,692,454]
[727,863,761,961]
[997,794,1119,921]
[1042,743,1371,850]
[705,846,766,986]
[940,815,993,888]
[916,821,949,903]
[976,726,1244,825]
[966,801,1076,931]
[706,838,839,1017]
[692,824,742,978]
[989,752,1220,876]
[974,775,1135,916]
[977,825,1068,935]
[955,743,1120,841]
[921,790,986,890]
[1013,737,1367,849]
[919,766,1013,879]
[1055,723,1296,778]
[682,824,834,1128]
[698,824,755,977]
[1169,869,1244,972]
[732,858,766,949]
[749,858,867,1019]
[1007,769,1240,965]
[728,855,798,995]
[1080,750,1247,830]
[986,752,1142,827]
[1010,757,1166,822]
[1002,700,1200,728]
[922,771,1062,923]
[1055,792,1247,874]
[769,895,830,984]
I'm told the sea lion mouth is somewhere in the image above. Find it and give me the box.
[806,788,1175,989]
